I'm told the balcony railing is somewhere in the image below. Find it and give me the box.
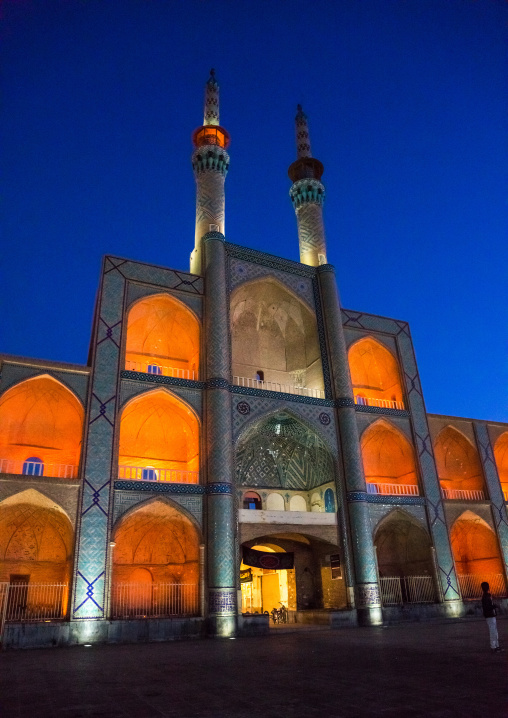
[0,582,68,623]
[367,482,420,496]
[111,582,199,619]
[233,376,325,399]
[458,573,507,599]
[125,360,198,381]
[355,396,405,410]
[380,576,436,605]
[440,488,485,501]
[118,465,199,484]
[0,458,78,479]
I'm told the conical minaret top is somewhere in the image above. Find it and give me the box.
[288,105,327,267]
[190,71,231,275]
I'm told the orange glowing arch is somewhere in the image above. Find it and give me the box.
[118,389,199,479]
[348,337,404,406]
[450,511,504,576]
[125,293,200,378]
[360,419,418,488]
[494,432,508,493]
[0,375,84,476]
[433,426,483,493]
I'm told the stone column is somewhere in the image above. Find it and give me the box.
[317,264,382,625]
[203,231,237,637]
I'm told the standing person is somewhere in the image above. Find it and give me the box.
[481,581,503,653]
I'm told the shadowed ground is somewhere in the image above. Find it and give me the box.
[1,618,506,717]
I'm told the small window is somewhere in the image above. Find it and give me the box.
[330,554,342,579]
[324,488,335,513]
[147,364,162,375]
[23,457,44,476]
[243,491,262,510]
[142,467,158,481]
[255,370,264,382]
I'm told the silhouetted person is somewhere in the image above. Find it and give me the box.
[481,581,503,652]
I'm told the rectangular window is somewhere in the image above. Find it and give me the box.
[330,554,342,579]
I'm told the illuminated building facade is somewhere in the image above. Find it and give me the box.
[1,71,507,647]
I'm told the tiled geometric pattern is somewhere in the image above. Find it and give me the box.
[355,583,382,608]
[119,377,203,417]
[208,587,237,615]
[114,480,205,494]
[226,242,315,279]
[355,405,410,418]
[229,257,315,308]
[295,201,327,264]
[120,370,206,390]
[112,489,204,528]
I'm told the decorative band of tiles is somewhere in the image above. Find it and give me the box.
[366,495,425,506]
[120,370,206,389]
[231,385,333,406]
[225,242,316,278]
[114,480,206,494]
[208,587,237,615]
[316,264,336,274]
[206,378,230,389]
[354,404,409,417]
[335,397,356,408]
[206,483,233,495]
[347,491,368,502]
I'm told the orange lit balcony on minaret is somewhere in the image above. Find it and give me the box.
[192,125,230,149]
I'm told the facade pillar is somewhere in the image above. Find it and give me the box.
[203,231,237,637]
[317,264,383,625]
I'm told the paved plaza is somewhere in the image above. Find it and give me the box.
[0,618,507,718]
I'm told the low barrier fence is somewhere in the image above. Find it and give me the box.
[379,576,436,605]
[0,582,68,628]
[233,376,325,399]
[111,582,199,619]
[125,361,198,381]
[441,488,485,501]
[458,574,507,599]
[354,396,405,410]
[118,466,199,484]
[367,482,419,497]
[0,458,77,479]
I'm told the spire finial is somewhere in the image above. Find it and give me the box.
[203,69,219,125]
[295,104,311,158]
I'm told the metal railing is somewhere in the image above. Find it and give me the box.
[367,482,420,496]
[233,376,325,399]
[0,582,68,623]
[118,466,199,484]
[125,360,198,381]
[111,582,199,619]
[458,574,507,599]
[0,458,78,479]
[355,396,405,410]
[440,488,485,501]
[380,576,436,605]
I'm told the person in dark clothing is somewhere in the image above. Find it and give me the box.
[481,581,503,652]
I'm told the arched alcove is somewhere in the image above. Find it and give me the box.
[112,500,200,617]
[360,420,418,493]
[374,510,433,577]
[266,493,285,511]
[434,427,484,495]
[125,294,200,379]
[494,433,508,496]
[348,337,404,408]
[236,413,334,491]
[230,278,324,394]
[289,495,307,512]
[0,375,84,478]
[450,511,504,576]
[118,389,199,482]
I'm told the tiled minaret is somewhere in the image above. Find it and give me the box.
[190,70,230,275]
[288,105,327,267]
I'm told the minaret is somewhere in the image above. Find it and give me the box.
[288,105,327,267]
[190,69,230,275]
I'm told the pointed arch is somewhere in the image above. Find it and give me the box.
[0,374,84,477]
[230,276,324,393]
[0,489,73,584]
[348,337,404,407]
[118,388,200,480]
[433,426,484,493]
[450,510,504,576]
[125,292,200,379]
[494,432,508,492]
[373,509,433,577]
[360,419,418,489]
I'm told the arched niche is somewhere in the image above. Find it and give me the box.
[494,433,508,493]
[433,426,484,493]
[112,499,200,586]
[289,495,307,512]
[118,389,199,481]
[0,489,73,584]
[348,337,404,407]
[230,278,324,393]
[0,375,84,478]
[125,294,200,379]
[266,492,285,511]
[374,510,433,577]
[236,412,334,491]
[360,419,418,489]
[450,511,504,576]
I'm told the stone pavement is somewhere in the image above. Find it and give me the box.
[1,618,507,718]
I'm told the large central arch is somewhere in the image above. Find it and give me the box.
[433,426,484,495]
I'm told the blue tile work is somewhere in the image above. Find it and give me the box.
[121,370,206,390]
[72,256,204,621]
[0,362,89,403]
[112,489,204,528]
[208,587,237,615]
[119,378,203,417]
[340,308,460,601]
[474,422,508,571]
[355,404,410,418]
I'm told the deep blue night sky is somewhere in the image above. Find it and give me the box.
[2,0,507,421]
